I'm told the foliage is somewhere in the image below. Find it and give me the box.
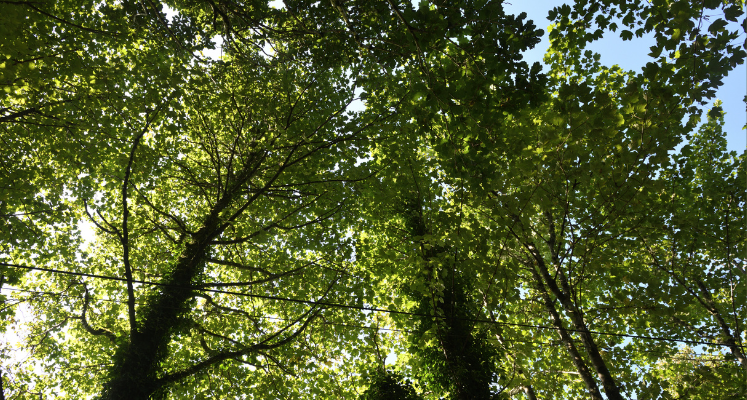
[360,369,422,400]
[1,0,745,399]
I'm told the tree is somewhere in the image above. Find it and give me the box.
[0,0,745,399]
[359,369,422,400]
[629,105,747,398]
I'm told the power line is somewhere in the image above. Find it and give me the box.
[0,287,738,364]
[1,261,744,350]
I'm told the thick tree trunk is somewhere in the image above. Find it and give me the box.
[98,154,264,400]
[100,201,230,400]
[523,385,538,400]
[408,196,494,400]
[436,291,494,400]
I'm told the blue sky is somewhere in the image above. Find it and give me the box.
[505,1,746,154]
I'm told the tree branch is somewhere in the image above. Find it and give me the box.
[525,256,604,400]
[83,198,118,236]
[153,305,321,389]
[526,241,623,400]
[196,261,311,288]
[121,128,148,337]
[78,285,117,342]
[4,1,120,36]
[693,278,747,372]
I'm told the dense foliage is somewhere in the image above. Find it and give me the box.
[1,0,745,399]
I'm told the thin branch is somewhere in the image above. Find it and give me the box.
[205,257,273,275]
[153,306,321,388]
[119,108,162,337]
[78,285,117,342]
[385,0,424,68]
[152,276,338,389]
[693,278,747,372]
[130,184,190,235]
[257,350,296,376]
[144,0,187,51]
[194,321,245,349]
[506,225,602,400]
[211,192,332,245]
[193,293,255,320]
[121,128,147,337]
[83,198,118,236]
[196,262,311,288]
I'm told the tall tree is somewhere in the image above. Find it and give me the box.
[629,105,746,398]
[1,0,744,399]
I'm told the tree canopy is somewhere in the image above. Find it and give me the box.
[0,0,745,399]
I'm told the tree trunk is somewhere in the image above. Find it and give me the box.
[99,201,230,400]
[99,158,261,399]
[528,262,604,400]
[529,245,625,400]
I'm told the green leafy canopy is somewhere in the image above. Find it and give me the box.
[0,1,745,399]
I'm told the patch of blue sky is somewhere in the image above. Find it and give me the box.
[505,1,745,154]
